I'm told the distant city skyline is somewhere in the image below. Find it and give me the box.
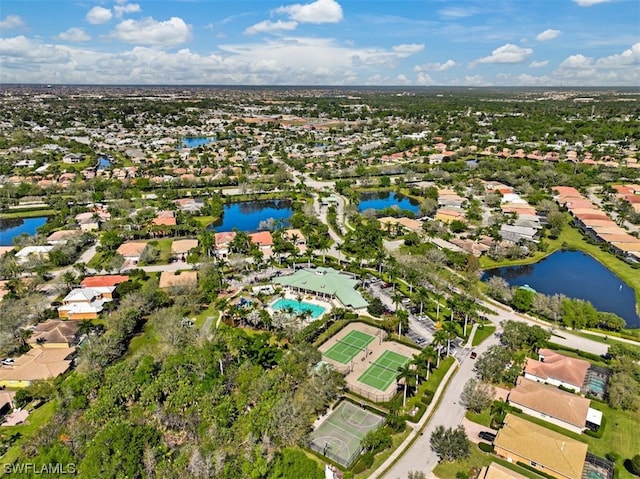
[0,0,638,86]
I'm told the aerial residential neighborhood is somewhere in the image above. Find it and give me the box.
[0,1,639,478]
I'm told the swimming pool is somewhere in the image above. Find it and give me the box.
[586,377,607,394]
[271,298,326,318]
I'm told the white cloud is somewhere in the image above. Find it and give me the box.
[396,74,410,84]
[0,36,70,65]
[86,6,113,24]
[244,20,298,35]
[274,0,343,24]
[529,60,548,68]
[56,28,91,43]
[110,17,192,46]
[464,75,488,86]
[596,42,640,67]
[114,3,141,18]
[416,72,435,85]
[392,43,424,54]
[572,0,615,6]
[536,29,561,41]
[471,44,533,67]
[438,6,479,18]
[0,15,25,29]
[414,59,456,72]
[559,54,593,68]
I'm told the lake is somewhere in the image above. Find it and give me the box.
[358,192,420,214]
[209,199,293,232]
[483,250,640,328]
[182,137,216,148]
[0,216,48,246]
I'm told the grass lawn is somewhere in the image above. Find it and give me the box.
[354,428,411,479]
[480,223,640,312]
[471,325,496,347]
[583,403,640,479]
[87,250,108,270]
[466,408,492,428]
[146,238,172,264]
[126,318,160,358]
[193,304,218,329]
[0,209,56,219]
[0,400,57,467]
[193,215,218,228]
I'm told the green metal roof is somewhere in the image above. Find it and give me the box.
[273,267,369,309]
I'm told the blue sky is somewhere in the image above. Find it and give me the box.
[0,0,638,85]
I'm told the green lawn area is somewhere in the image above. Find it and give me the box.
[466,408,492,428]
[193,215,218,228]
[126,318,160,358]
[471,325,496,346]
[145,238,172,264]
[354,428,411,479]
[0,400,57,468]
[582,403,640,479]
[87,250,108,270]
[480,222,640,313]
[0,209,56,219]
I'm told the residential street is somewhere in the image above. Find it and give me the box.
[382,334,500,479]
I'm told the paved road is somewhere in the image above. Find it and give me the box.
[384,335,501,479]
[477,298,608,356]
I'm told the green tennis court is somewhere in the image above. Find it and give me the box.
[324,330,375,364]
[358,350,410,391]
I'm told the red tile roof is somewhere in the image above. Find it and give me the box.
[80,275,129,288]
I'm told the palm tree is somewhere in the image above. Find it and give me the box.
[415,286,430,316]
[442,320,458,356]
[392,292,404,312]
[432,331,448,367]
[418,345,438,381]
[396,309,409,336]
[433,291,445,326]
[396,363,415,408]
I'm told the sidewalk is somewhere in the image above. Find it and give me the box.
[367,360,459,479]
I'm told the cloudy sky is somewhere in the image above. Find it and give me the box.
[1,0,638,86]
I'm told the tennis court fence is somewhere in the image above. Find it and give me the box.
[348,383,396,403]
[308,439,363,468]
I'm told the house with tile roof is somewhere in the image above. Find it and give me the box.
[116,241,148,265]
[171,238,199,258]
[159,271,198,290]
[214,231,236,257]
[494,414,588,479]
[524,349,590,393]
[507,377,601,435]
[27,320,79,349]
[0,347,76,388]
[57,287,111,320]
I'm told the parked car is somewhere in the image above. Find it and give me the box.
[478,431,496,442]
[470,351,477,359]
[2,358,15,366]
